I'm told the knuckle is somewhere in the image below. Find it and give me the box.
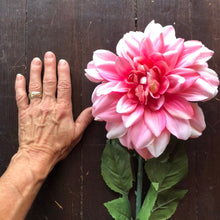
[16,93,26,103]
[43,78,56,86]
[58,81,71,91]
[29,82,41,91]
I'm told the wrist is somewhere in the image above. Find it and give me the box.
[12,146,57,181]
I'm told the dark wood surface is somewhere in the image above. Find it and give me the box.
[0,0,219,219]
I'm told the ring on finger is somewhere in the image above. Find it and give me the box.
[29,91,43,100]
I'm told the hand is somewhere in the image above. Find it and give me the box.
[14,51,93,177]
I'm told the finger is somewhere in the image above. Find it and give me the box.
[57,59,71,105]
[15,74,28,111]
[43,51,57,99]
[29,57,42,104]
[74,107,93,138]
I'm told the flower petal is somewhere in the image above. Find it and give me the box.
[148,95,165,111]
[164,95,194,119]
[180,78,218,101]
[93,50,122,81]
[147,129,170,157]
[134,147,153,160]
[144,20,163,41]
[162,25,177,45]
[85,61,104,83]
[122,105,144,128]
[165,111,191,140]
[116,31,144,60]
[106,121,128,139]
[144,109,166,136]
[194,65,219,87]
[140,37,155,57]
[95,81,129,97]
[119,133,133,150]
[92,93,121,122]
[116,95,138,114]
[196,46,214,63]
[189,103,206,138]
[130,119,154,148]
[176,49,200,68]
[163,50,180,69]
[115,56,133,77]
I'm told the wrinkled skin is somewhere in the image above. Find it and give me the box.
[15,52,93,173]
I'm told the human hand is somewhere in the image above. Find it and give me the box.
[14,51,93,177]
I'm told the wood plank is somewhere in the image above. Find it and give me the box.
[0,1,26,175]
[78,0,135,219]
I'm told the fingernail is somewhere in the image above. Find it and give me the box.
[32,57,41,65]
[45,51,54,59]
[16,74,23,80]
[59,59,66,65]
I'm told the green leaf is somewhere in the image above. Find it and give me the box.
[145,141,188,191]
[104,196,132,220]
[101,139,133,195]
[149,189,188,220]
[137,184,158,220]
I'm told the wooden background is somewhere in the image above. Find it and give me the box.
[0,0,220,219]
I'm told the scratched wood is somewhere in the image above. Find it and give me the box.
[0,0,220,219]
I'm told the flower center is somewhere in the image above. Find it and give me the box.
[126,57,169,105]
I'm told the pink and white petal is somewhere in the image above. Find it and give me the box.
[106,121,128,139]
[95,81,129,97]
[130,119,154,149]
[140,37,155,57]
[166,74,186,93]
[183,40,203,54]
[93,49,117,64]
[116,31,144,59]
[116,95,138,114]
[165,111,191,140]
[165,38,184,54]
[176,50,200,68]
[144,20,163,41]
[93,50,122,81]
[92,94,121,122]
[135,147,154,160]
[196,66,219,87]
[144,109,166,137]
[119,133,133,149]
[164,95,194,119]
[196,46,214,63]
[162,25,177,45]
[85,68,104,83]
[189,103,206,138]
[180,78,218,101]
[147,129,170,157]
[122,105,144,128]
[148,95,165,111]
[163,50,181,69]
[159,76,169,94]
[85,61,104,82]
[115,56,133,77]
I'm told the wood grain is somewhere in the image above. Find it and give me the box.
[0,0,219,219]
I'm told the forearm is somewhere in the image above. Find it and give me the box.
[0,150,53,220]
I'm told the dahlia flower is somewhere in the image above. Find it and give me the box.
[85,21,219,159]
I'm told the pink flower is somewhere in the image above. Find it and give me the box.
[85,21,219,159]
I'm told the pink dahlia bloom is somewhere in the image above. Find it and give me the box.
[85,21,219,159]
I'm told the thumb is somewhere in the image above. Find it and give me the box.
[74,107,93,138]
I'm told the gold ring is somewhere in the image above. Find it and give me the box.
[29,91,42,100]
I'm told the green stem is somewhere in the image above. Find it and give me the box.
[136,155,144,219]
